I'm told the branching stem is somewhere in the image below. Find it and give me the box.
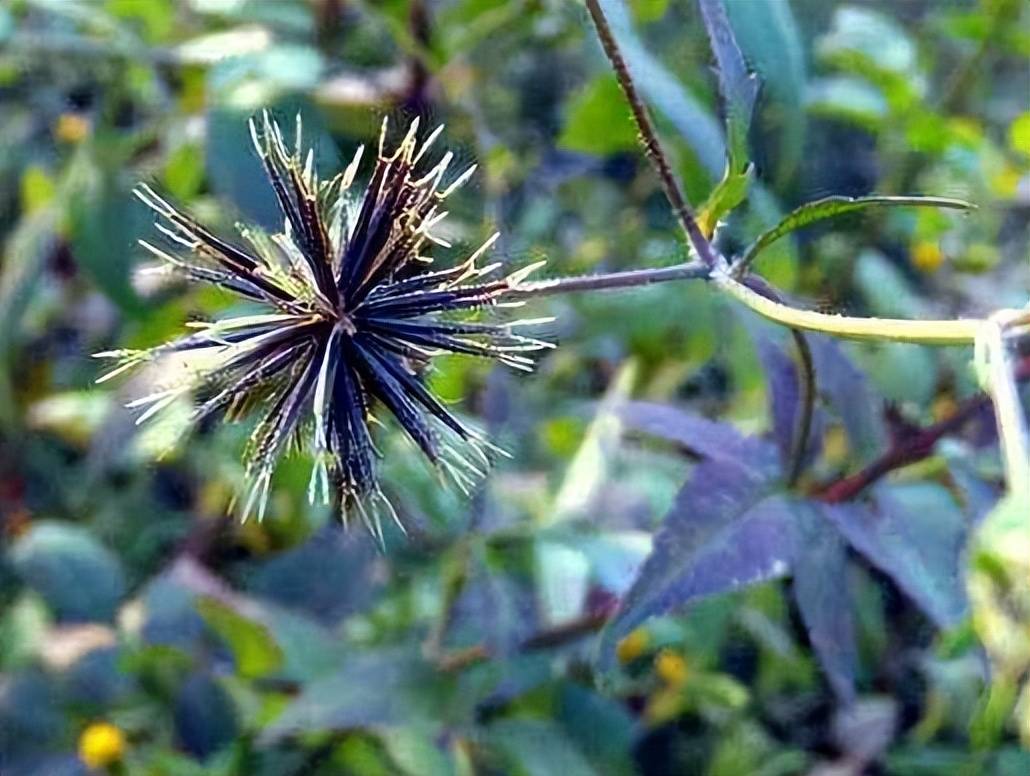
[583,0,717,269]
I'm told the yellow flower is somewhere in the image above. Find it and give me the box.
[654,649,689,687]
[78,722,126,769]
[54,113,91,144]
[616,628,650,664]
[911,240,944,273]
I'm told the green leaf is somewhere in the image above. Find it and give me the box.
[196,596,284,679]
[9,521,126,623]
[806,76,887,130]
[597,0,725,179]
[698,0,757,174]
[0,204,59,427]
[67,164,146,314]
[488,718,600,776]
[559,75,640,156]
[381,727,457,776]
[817,6,917,77]
[741,195,974,268]
[556,684,637,776]
[261,648,444,741]
[697,164,752,238]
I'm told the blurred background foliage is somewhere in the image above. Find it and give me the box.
[0,0,1028,774]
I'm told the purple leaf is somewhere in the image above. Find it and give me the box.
[754,334,825,470]
[793,521,858,703]
[808,336,886,462]
[617,401,779,477]
[818,484,968,627]
[598,461,805,668]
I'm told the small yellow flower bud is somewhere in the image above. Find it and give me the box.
[78,721,126,769]
[54,113,91,144]
[911,241,944,274]
[616,628,650,664]
[654,649,689,687]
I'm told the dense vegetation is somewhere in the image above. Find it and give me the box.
[1,0,1028,774]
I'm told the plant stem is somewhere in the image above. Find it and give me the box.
[509,261,710,300]
[583,0,718,269]
[787,328,815,486]
[713,270,987,345]
[819,354,1030,503]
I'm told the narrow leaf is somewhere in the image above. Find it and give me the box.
[724,0,806,181]
[741,195,975,269]
[699,0,757,173]
[618,400,780,478]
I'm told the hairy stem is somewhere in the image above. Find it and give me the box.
[509,261,710,300]
[583,0,718,269]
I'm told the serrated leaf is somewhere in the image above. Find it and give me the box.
[598,473,803,670]
[724,0,806,181]
[742,195,974,268]
[820,484,969,627]
[792,521,858,703]
[699,0,757,174]
[195,596,283,679]
[9,522,126,623]
[597,0,725,179]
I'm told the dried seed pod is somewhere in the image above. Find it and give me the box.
[97,113,551,537]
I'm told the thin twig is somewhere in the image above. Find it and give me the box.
[583,0,718,269]
[819,355,1030,503]
[742,276,818,487]
[509,261,709,300]
[435,610,609,672]
[787,328,816,486]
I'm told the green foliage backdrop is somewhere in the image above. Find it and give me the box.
[0,0,1028,774]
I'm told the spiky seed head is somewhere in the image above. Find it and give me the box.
[98,112,550,537]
